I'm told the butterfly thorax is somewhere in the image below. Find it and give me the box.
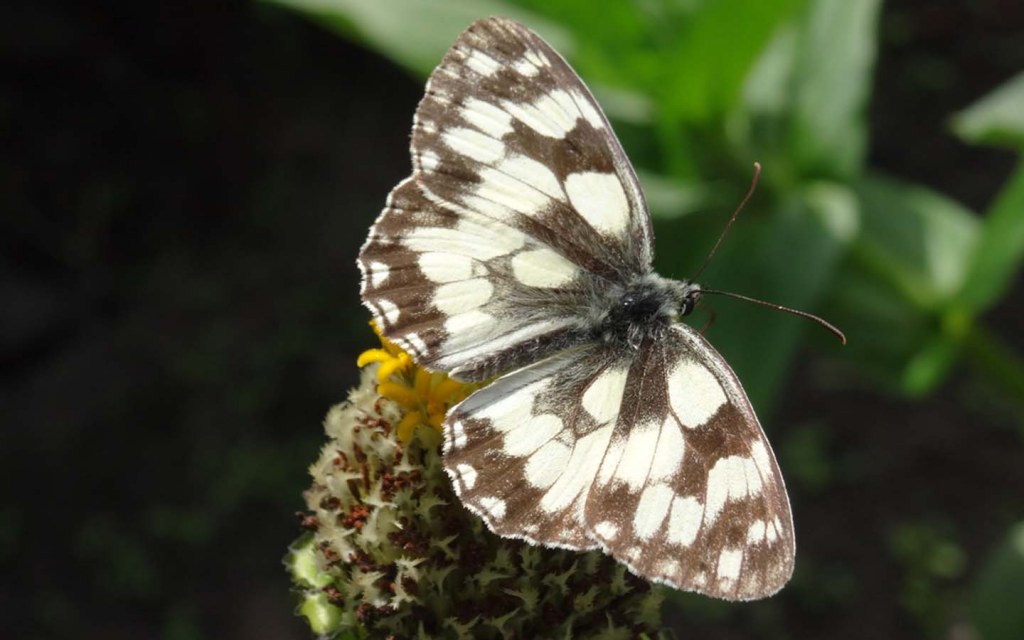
[592,273,701,348]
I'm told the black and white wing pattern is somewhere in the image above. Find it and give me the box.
[445,325,793,600]
[357,16,796,600]
[359,17,652,382]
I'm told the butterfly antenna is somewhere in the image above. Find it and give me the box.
[700,288,847,344]
[692,162,762,281]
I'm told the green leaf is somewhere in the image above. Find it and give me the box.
[788,0,881,180]
[852,175,979,311]
[952,71,1024,150]
[264,0,570,78]
[958,160,1024,313]
[831,177,988,394]
[972,522,1024,640]
[660,0,806,124]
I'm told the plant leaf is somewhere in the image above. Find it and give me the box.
[853,175,979,311]
[952,71,1024,150]
[958,160,1024,313]
[788,0,881,180]
[660,0,806,124]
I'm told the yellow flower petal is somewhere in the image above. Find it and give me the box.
[396,411,424,442]
[357,348,393,368]
[432,378,465,402]
[378,381,419,408]
[377,352,412,382]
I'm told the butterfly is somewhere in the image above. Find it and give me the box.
[358,17,797,600]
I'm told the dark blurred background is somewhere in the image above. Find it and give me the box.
[2,1,1022,639]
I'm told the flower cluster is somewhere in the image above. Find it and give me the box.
[286,326,668,638]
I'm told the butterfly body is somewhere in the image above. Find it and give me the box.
[359,17,794,600]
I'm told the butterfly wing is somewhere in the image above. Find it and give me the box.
[445,324,793,600]
[583,324,795,600]
[443,342,627,551]
[358,17,654,381]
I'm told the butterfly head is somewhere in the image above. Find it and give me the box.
[675,279,703,317]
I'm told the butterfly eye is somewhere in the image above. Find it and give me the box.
[679,297,696,316]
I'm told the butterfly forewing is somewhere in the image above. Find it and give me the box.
[412,18,654,279]
[359,17,655,381]
[360,177,585,380]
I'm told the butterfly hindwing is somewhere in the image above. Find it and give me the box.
[584,324,794,600]
[443,323,793,601]
[444,343,627,551]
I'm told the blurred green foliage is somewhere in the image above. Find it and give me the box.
[266,0,1024,636]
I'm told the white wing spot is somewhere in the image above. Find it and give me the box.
[441,127,505,164]
[704,456,758,526]
[503,414,563,457]
[498,154,564,201]
[368,261,390,287]
[571,89,605,130]
[456,463,477,489]
[464,49,501,76]
[717,547,744,582]
[658,559,681,580]
[443,309,496,337]
[667,496,704,547]
[511,248,578,288]
[610,420,659,490]
[373,298,400,325]
[750,439,773,475]
[649,415,685,482]
[593,521,619,540]
[524,440,571,489]
[633,483,674,540]
[450,420,467,450]
[564,171,631,236]
[501,88,580,139]
[478,496,507,520]
[418,252,479,283]
[524,49,549,68]
[469,155,563,218]
[512,57,539,77]
[667,360,727,428]
[528,48,552,67]
[747,519,767,544]
[405,332,427,355]
[433,279,493,315]
[581,368,629,424]
[460,97,514,138]
[418,149,440,171]
[540,424,613,514]
[475,378,549,430]
[403,220,525,260]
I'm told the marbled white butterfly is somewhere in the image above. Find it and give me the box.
[358,17,833,600]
